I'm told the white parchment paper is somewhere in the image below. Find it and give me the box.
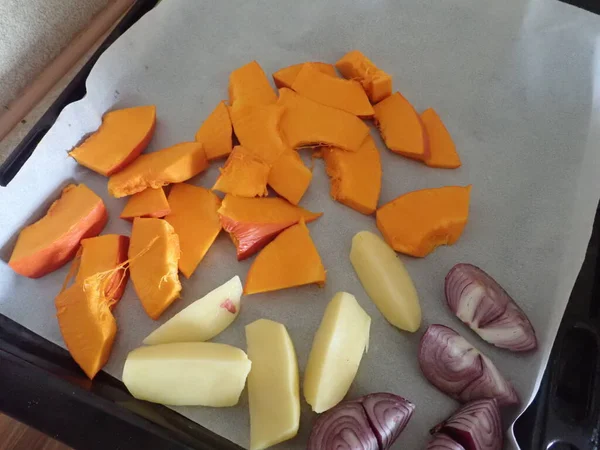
[1,0,600,448]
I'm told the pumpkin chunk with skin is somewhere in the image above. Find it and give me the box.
[129,218,181,319]
[229,61,277,107]
[273,62,337,89]
[76,234,130,308]
[108,142,207,198]
[336,50,392,103]
[374,92,429,160]
[277,88,369,152]
[69,105,156,176]
[218,195,322,261]
[195,101,233,161]
[323,135,382,215]
[212,146,270,198]
[244,220,326,295]
[376,186,472,257]
[421,108,462,169]
[120,188,171,221]
[268,151,312,205]
[165,184,222,278]
[291,63,374,118]
[9,184,107,278]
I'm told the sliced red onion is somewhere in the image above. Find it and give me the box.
[361,393,415,449]
[419,325,519,406]
[431,399,503,450]
[445,264,537,352]
[427,433,467,450]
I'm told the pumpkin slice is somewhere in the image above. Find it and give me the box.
[108,142,208,198]
[120,188,171,221]
[291,63,373,117]
[69,105,156,176]
[421,108,461,169]
[336,50,392,103]
[229,60,277,107]
[212,146,270,197]
[218,195,322,261]
[129,218,181,319]
[244,220,326,295]
[376,186,472,257]
[323,135,382,215]
[165,184,222,278]
[277,88,369,152]
[9,184,107,278]
[195,101,233,161]
[273,62,337,89]
[268,151,312,205]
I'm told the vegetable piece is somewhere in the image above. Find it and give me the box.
[9,184,107,278]
[421,108,462,169]
[418,325,519,406]
[445,264,537,352]
[277,88,369,152]
[303,292,371,413]
[122,342,251,407]
[218,195,322,260]
[361,393,415,449]
[120,188,171,221]
[246,319,300,450]
[291,63,374,117]
[373,92,429,160]
[212,146,270,197]
[195,101,233,160]
[164,184,222,278]
[427,434,467,450]
[129,218,181,320]
[143,276,242,345]
[376,186,471,257]
[273,62,337,89]
[75,234,129,308]
[267,150,312,205]
[69,105,156,176]
[336,50,392,103]
[244,220,326,295]
[108,142,208,198]
[430,399,502,450]
[229,60,277,107]
[322,135,382,215]
[350,231,421,332]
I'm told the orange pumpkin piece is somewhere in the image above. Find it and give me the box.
[323,135,382,215]
[244,220,326,295]
[273,62,337,89]
[291,63,374,117]
[212,146,270,198]
[120,188,171,221]
[373,92,429,160]
[9,184,107,278]
[69,105,156,176]
[229,60,277,107]
[129,218,181,319]
[76,234,130,308]
[55,278,117,379]
[277,88,369,152]
[108,142,208,198]
[420,108,461,169]
[165,184,222,278]
[268,151,312,205]
[195,101,233,161]
[218,194,322,261]
[376,186,472,257]
[335,50,392,104]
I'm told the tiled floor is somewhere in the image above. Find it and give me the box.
[0,414,71,450]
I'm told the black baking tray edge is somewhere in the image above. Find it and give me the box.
[1,0,599,449]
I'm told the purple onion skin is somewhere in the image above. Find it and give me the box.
[361,393,415,449]
[445,263,537,352]
[419,324,519,406]
[427,433,467,450]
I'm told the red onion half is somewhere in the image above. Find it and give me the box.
[418,325,519,406]
[427,433,467,450]
[307,393,415,450]
[445,264,537,352]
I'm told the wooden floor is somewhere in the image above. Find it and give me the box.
[0,414,71,450]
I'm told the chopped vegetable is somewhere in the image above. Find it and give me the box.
[421,108,461,169]
[273,62,337,89]
[212,146,270,197]
[194,101,233,160]
[427,434,467,450]
[445,264,537,352]
[361,393,415,449]
[120,187,171,221]
[267,150,312,205]
[229,60,277,107]
[418,325,519,406]
[336,50,392,103]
